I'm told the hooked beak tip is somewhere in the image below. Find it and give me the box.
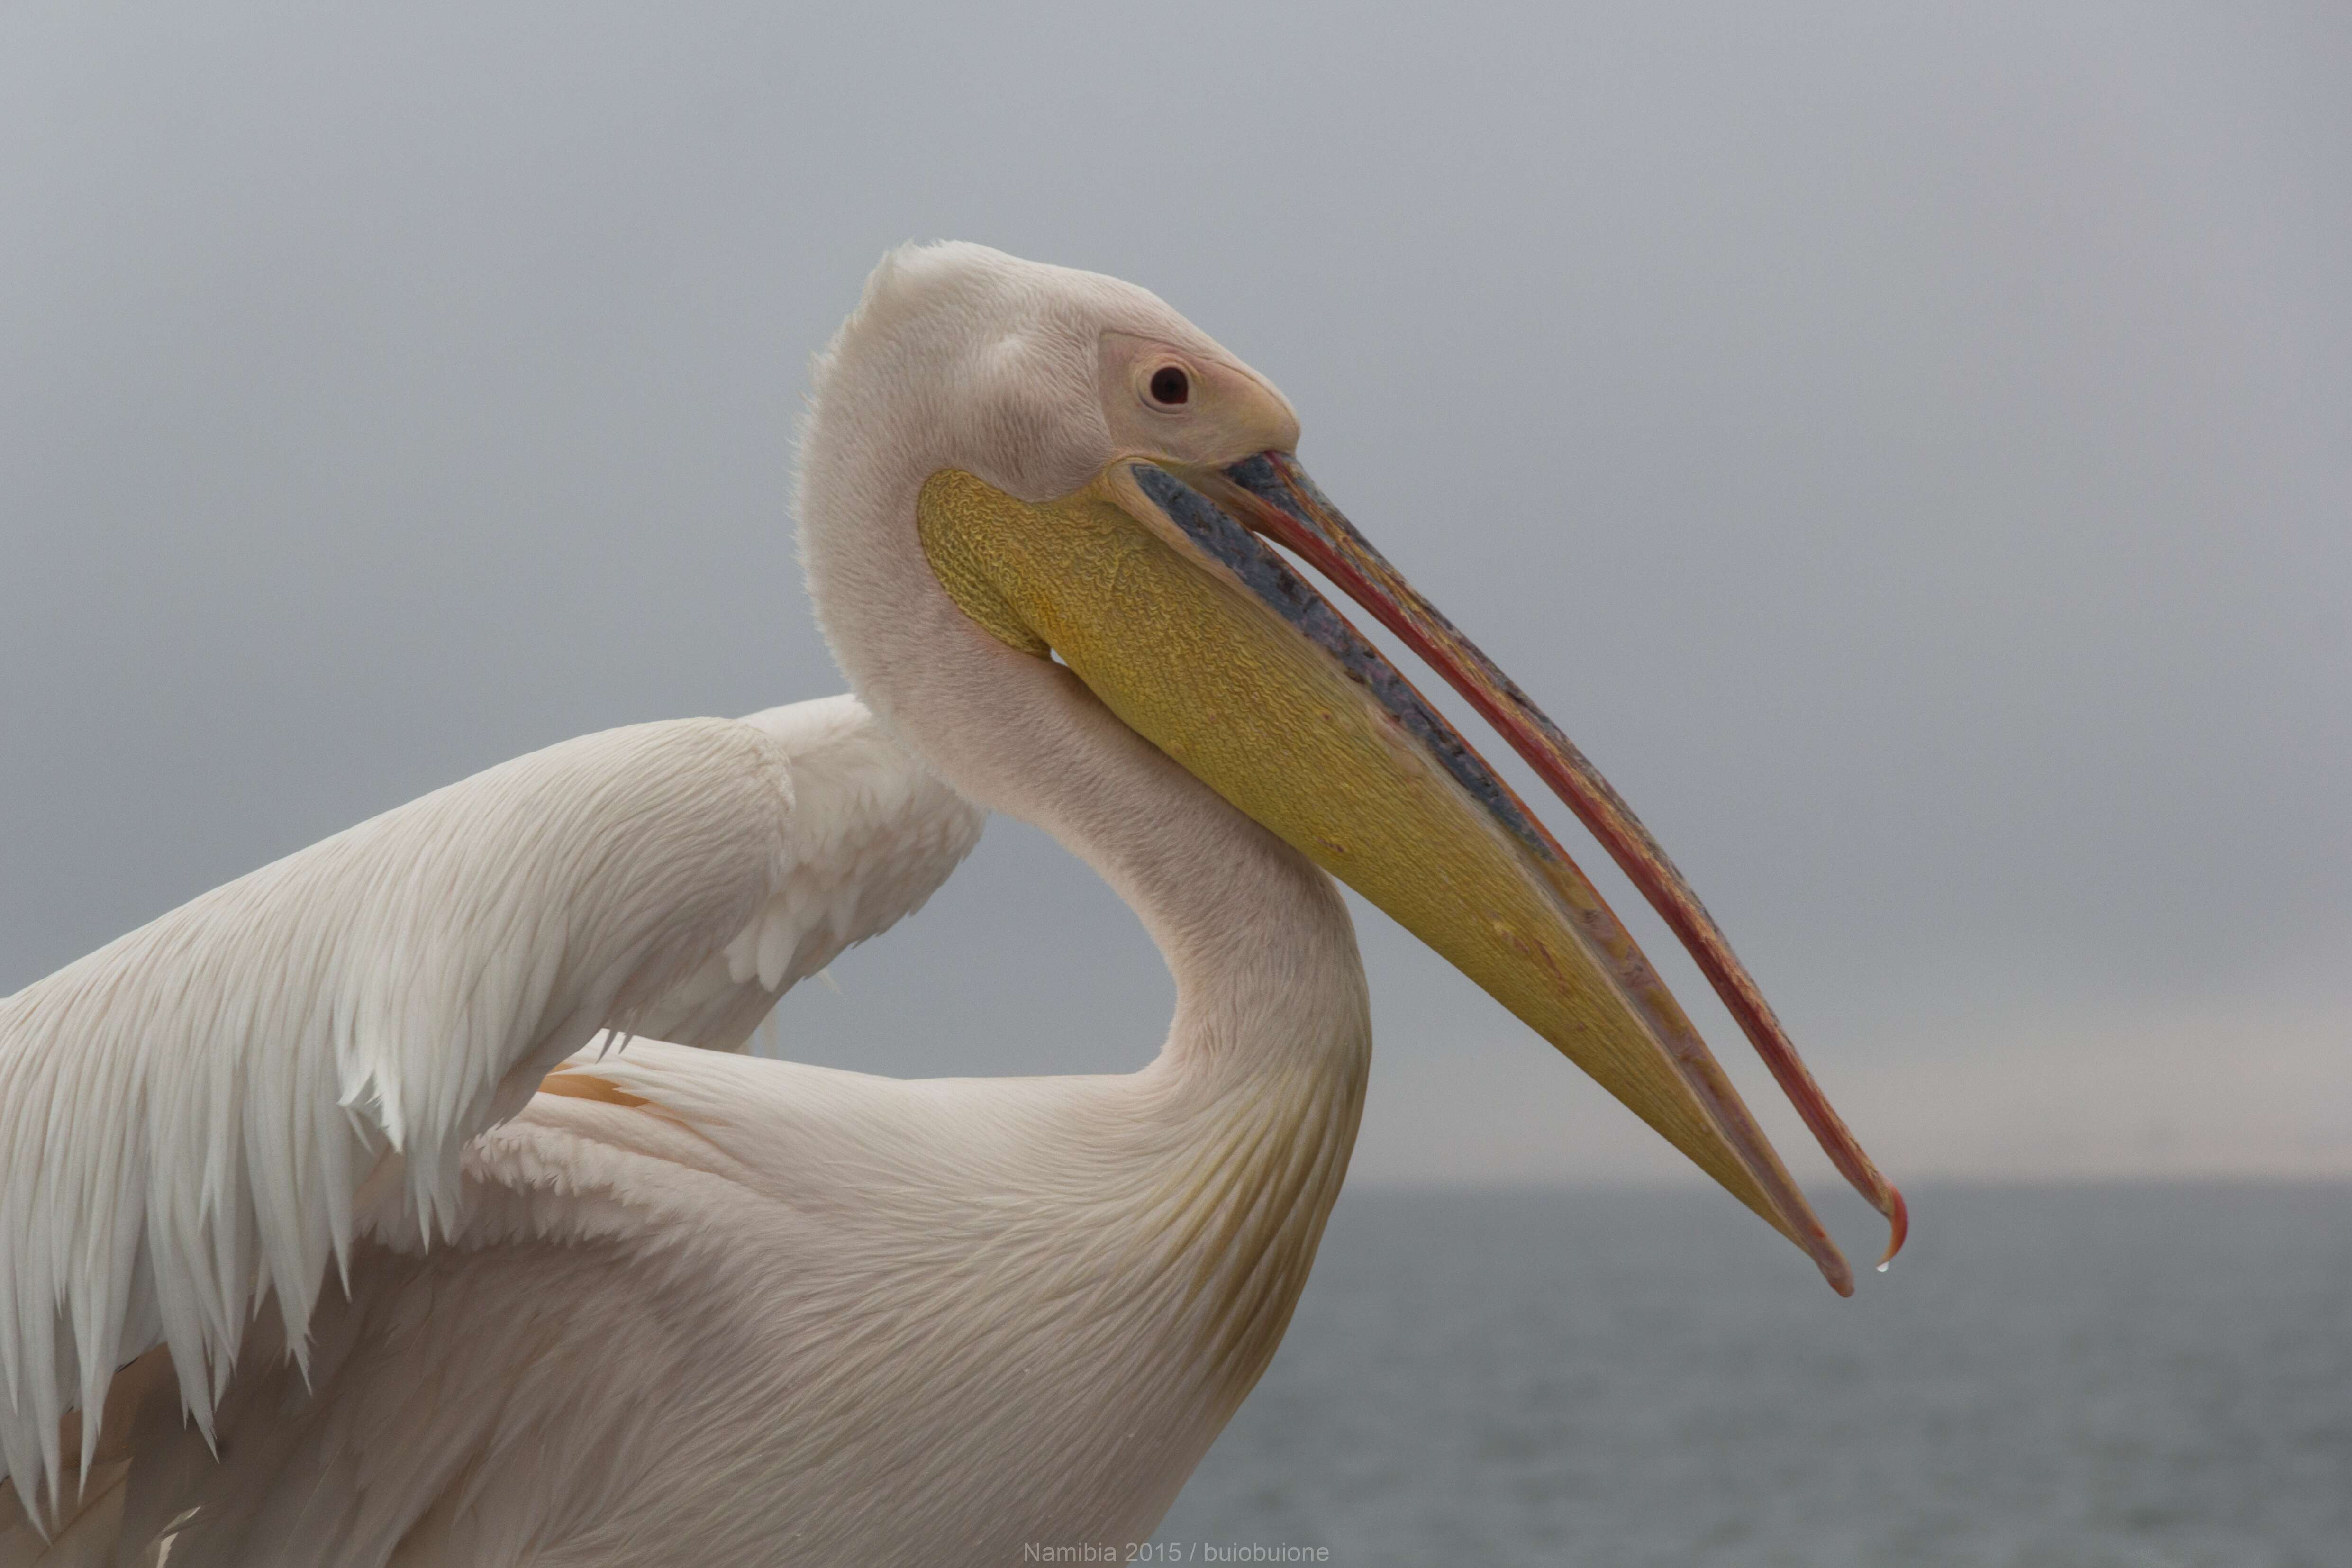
[1876,1186,1910,1271]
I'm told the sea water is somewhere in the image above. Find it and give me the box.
[1157,1184,2352,1567]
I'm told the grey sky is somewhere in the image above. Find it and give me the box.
[3,2,2346,1205]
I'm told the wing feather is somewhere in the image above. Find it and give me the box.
[0,716,796,1515]
[0,697,981,1526]
[627,698,985,1052]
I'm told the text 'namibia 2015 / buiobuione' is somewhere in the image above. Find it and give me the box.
[1022,1544,1333,1564]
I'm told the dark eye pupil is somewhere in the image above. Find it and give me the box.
[1149,366,1190,405]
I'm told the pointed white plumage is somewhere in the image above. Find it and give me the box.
[0,697,980,1529]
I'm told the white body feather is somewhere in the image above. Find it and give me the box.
[40,1023,1362,1566]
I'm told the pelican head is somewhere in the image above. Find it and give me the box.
[799,242,1900,1293]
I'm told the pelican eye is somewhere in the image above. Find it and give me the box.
[1147,365,1190,406]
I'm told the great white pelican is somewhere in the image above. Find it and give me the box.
[0,244,1900,1565]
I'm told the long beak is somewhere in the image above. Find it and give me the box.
[917,459,1898,1294]
[1214,453,1907,1269]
